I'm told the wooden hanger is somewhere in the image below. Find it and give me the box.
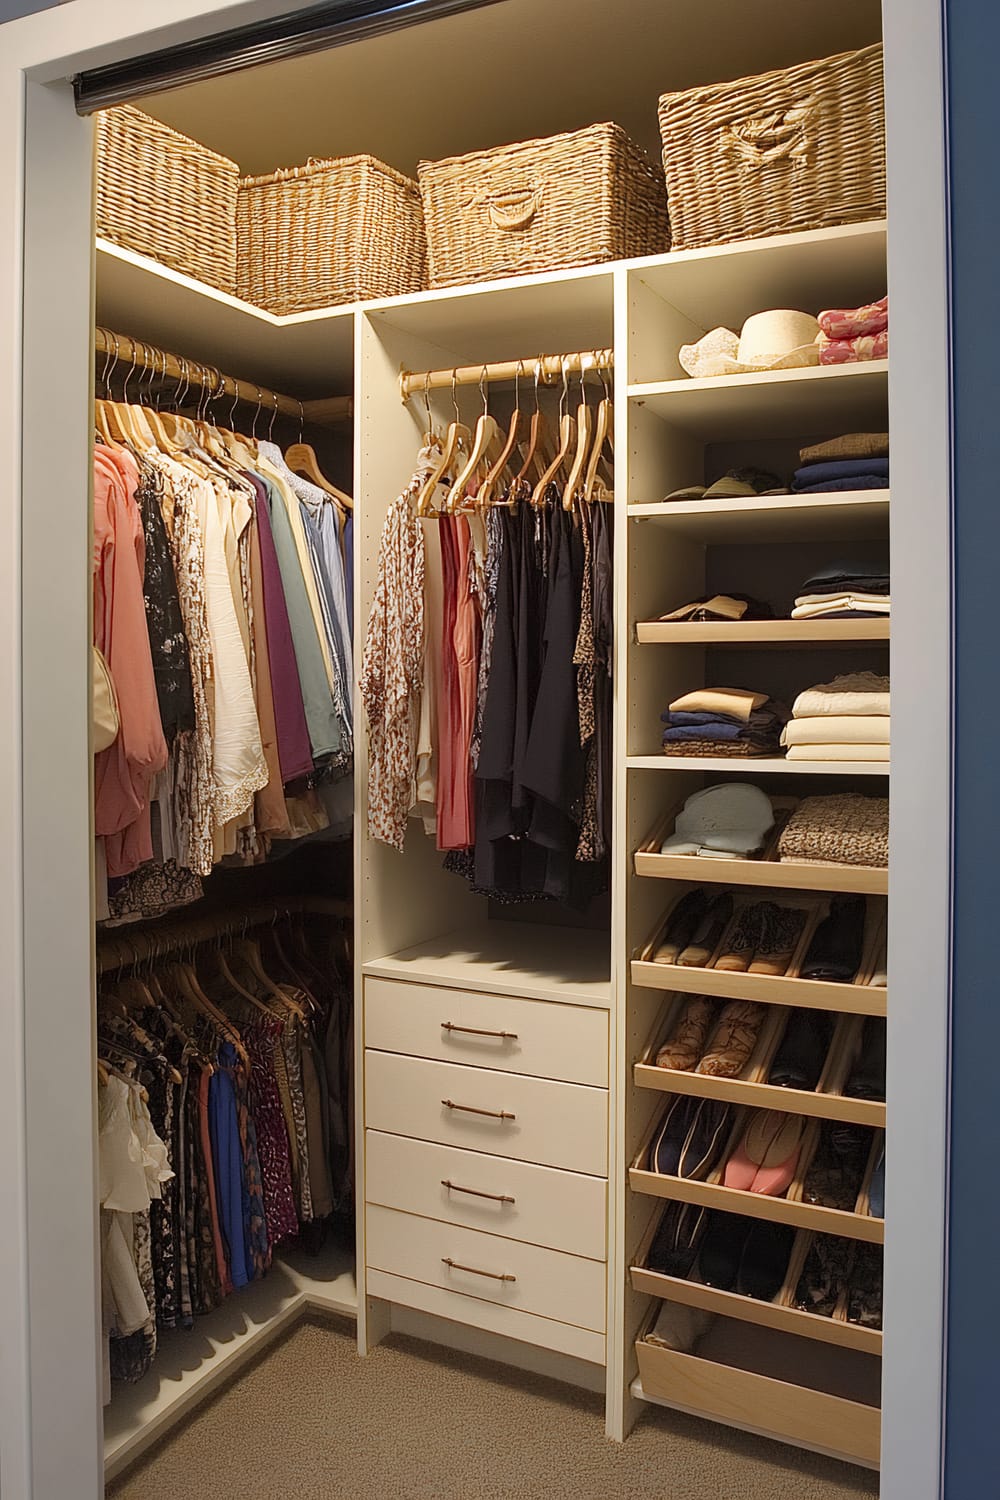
[286,405,354,512]
[231,938,307,1022]
[417,371,471,515]
[449,368,500,512]
[583,389,614,503]
[532,359,577,507]
[479,361,524,507]
[513,359,551,490]
[168,961,250,1065]
[213,947,276,1020]
[562,359,595,511]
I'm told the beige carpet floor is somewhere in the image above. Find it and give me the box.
[106,1316,880,1500]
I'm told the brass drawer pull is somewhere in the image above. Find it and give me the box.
[441,1179,516,1205]
[442,1257,516,1283]
[441,1021,518,1040]
[441,1098,516,1121]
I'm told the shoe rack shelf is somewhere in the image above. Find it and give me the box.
[635,802,888,895]
[631,895,888,1017]
[635,619,890,646]
[629,1111,885,1245]
[635,999,886,1129]
[629,1209,882,1356]
[620,215,889,1458]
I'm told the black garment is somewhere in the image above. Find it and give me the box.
[590,504,614,854]
[846,1017,887,1100]
[768,1011,834,1090]
[136,458,195,743]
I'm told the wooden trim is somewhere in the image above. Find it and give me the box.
[635,619,890,646]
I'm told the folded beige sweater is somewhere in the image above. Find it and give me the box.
[668,687,768,723]
[783,715,890,746]
[786,742,890,761]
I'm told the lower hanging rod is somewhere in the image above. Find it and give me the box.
[399,348,614,404]
[94,326,353,429]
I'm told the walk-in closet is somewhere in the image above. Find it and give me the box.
[0,0,954,1495]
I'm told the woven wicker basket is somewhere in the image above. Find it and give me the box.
[236,156,426,313]
[418,122,669,289]
[95,106,239,293]
[658,43,885,251]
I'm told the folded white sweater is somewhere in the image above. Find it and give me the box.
[786,742,890,761]
[792,671,890,718]
[783,715,890,746]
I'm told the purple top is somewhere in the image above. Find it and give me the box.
[244,472,314,783]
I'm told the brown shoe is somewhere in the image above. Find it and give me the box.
[656,996,716,1071]
[696,1000,766,1077]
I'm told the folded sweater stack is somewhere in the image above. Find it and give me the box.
[817,295,888,366]
[662,688,789,758]
[781,672,890,762]
[791,560,890,620]
[778,793,890,868]
[792,431,889,495]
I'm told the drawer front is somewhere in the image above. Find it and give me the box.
[366,1269,606,1366]
[365,1130,607,1260]
[364,1051,608,1177]
[366,1204,606,1332]
[364,977,608,1086]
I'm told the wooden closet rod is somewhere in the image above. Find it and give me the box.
[96,895,352,974]
[399,348,614,403]
[94,326,353,429]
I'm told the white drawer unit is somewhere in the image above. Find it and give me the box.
[364,1051,608,1177]
[363,977,608,1086]
[366,1204,607,1332]
[365,1130,608,1260]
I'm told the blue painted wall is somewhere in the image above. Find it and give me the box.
[943,3,1000,1496]
[0,0,58,17]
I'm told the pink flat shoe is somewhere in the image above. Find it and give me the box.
[723,1143,758,1190]
[750,1116,805,1197]
[723,1111,782,1191]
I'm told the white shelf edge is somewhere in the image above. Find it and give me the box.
[626,755,889,776]
[98,218,890,334]
[629,1379,881,1472]
[627,491,890,522]
[103,1251,357,1481]
[628,360,890,402]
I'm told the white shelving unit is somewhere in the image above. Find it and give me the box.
[94,213,890,1469]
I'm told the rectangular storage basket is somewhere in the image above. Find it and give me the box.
[95,105,239,294]
[658,43,885,251]
[236,155,426,314]
[418,121,670,289]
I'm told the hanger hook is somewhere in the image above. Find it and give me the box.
[423,370,433,436]
[174,356,188,411]
[297,398,305,445]
[268,389,280,443]
[514,358,523,410]
[228,375,241,430]
[559,356,569,419]
[252,386,263,439]
[533,357,542,412]
[98,330,114,400]
[451,369,460,426]
[122,336,137,405]
[479,363,489,414]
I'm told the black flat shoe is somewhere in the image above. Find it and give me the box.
[676,1098,731,1180]
[654,889,710,963]
[696,1212,754,1290]
[800,895,867,982]
[646,1200,707,1279]
[768,1010,834,1090]
[736,1220,796,1301]
[651,1094,697,1176]
[846,1017,887,1100]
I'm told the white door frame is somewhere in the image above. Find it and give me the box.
[0,2,953,1497]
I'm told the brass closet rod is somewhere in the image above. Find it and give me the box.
[94,326,353,429]
[96,896,352,975]
[399,348,614,403]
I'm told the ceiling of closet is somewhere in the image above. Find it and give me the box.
[134,0,882,176]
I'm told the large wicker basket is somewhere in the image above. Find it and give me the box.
[658,44,885,251]
[236,156,426,313]
[95,105,239,293]
[418,122,669,289]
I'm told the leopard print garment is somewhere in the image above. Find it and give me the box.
[361,484,426,850]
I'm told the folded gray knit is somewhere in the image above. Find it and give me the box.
[777,793,889,868]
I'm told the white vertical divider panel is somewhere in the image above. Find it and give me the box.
[606,266,628,1441]
[354,308,483,1354]
[20,80,103,1500]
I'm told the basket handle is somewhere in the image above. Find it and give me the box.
[720,105,814,169]
[485,188,540,231]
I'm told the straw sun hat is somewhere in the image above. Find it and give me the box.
[679,309,821,379]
